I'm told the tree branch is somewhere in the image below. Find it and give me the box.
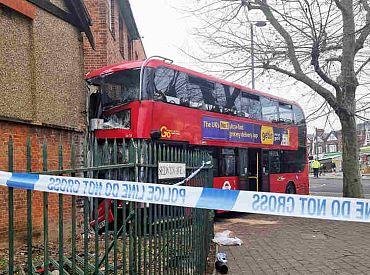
[311,41,341,92]
[260,63,338,108]
[334,0,348,15]
[356,55,370,75]
[336,0,357,92]
[255,0,304,75]
[325,56,342,62]
[355,0,370,54]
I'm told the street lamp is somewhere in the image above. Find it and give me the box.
[250,21,267,89]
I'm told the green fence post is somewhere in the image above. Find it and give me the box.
[83,197,89,274]
[113,139,118,275]
[8,136,14,275]
[71,141,77,275]
[128,139,135,274]
[122,193,127,275]
[137,140,142,275]
[26,137,33,274]
[43,139,49,275]
[58,141,64,275]
[104,198,109,275]
[93,138,100,274]
[154,204,158,275]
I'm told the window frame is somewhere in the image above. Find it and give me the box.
[108,0,114,34]
[261,97,279,123]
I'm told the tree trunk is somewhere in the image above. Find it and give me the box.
[341,115,363,197]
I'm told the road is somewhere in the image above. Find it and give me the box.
[310,176,370,198]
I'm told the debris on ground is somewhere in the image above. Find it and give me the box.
[215,252,228,274]
[212,230,243,246]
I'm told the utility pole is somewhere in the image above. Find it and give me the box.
[251,24,255,90]
[315,127,319,159]
[249,21,266,90]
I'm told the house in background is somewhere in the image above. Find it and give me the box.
[308,129,342,158]
[307,122,370,173]
[358,121,370,147]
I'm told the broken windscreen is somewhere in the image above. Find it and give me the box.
[87,68,141,110]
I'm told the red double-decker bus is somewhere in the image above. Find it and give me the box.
[86,57,309,197]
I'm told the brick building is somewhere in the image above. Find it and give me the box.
[0,0,95,247]
[307,122,370,158]
[83,0,146,74]
[0,0,146,247]
[307,129,342,156]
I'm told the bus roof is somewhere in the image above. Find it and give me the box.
[85,59,301,107]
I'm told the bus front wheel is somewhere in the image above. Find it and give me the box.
[285,182,296,194]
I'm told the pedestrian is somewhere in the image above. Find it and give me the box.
[311,159,320,178]
[331,162,336,173]
[319,163,324,176]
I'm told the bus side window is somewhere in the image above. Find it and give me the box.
[153,67,174,97]
[212,83,226,111]
[212,156,220,177]
[269,151,280,173]
[279,102,293,124]
[219,149,236,176]
[261,97,279,123]
[292,105,306,147]
[238,148,248,176]
[153,67,188,104]
[280,149,306,173]
[235,92,261,119]
[187,75,207,108]
[223,155,236,176]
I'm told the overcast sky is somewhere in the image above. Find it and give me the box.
[129,1,347,133]
[130,0,193,66]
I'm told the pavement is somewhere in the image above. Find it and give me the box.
[214,213,370,275]
[309,172,370,180]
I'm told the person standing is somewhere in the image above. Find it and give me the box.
[311,159,320,178]
[331,161,336,173]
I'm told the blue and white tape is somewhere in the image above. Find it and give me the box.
[1,171,370,223]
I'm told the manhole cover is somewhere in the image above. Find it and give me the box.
[301,233,327,240]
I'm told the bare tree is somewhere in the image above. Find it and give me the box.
[183,0,370,197]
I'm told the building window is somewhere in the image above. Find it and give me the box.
[119,15,124,57]
[318,146,323,154]
[127,34,133,60]
[328,144,337,153]
[365,130,370,146]
[108,0,114,33]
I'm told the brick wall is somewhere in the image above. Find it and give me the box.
[0,121,84,248]
[83,0,108,74]
[83,0,146,74]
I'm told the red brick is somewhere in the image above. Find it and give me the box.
[0,121,84,248]
[0,0,36,19]
[83,0,146,74]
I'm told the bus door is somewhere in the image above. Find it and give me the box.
[261,149,270,192]
[237,148,248,190]
[212,148,239,191]
[247,148,261,191]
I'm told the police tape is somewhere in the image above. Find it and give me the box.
[1,171,370,223]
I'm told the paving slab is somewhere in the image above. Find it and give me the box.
[214,213,370,275]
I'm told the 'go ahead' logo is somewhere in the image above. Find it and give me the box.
[160,126,180,138]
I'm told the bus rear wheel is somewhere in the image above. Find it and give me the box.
[285,182,296,194]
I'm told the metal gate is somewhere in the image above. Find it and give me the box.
[2,137,214,275]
